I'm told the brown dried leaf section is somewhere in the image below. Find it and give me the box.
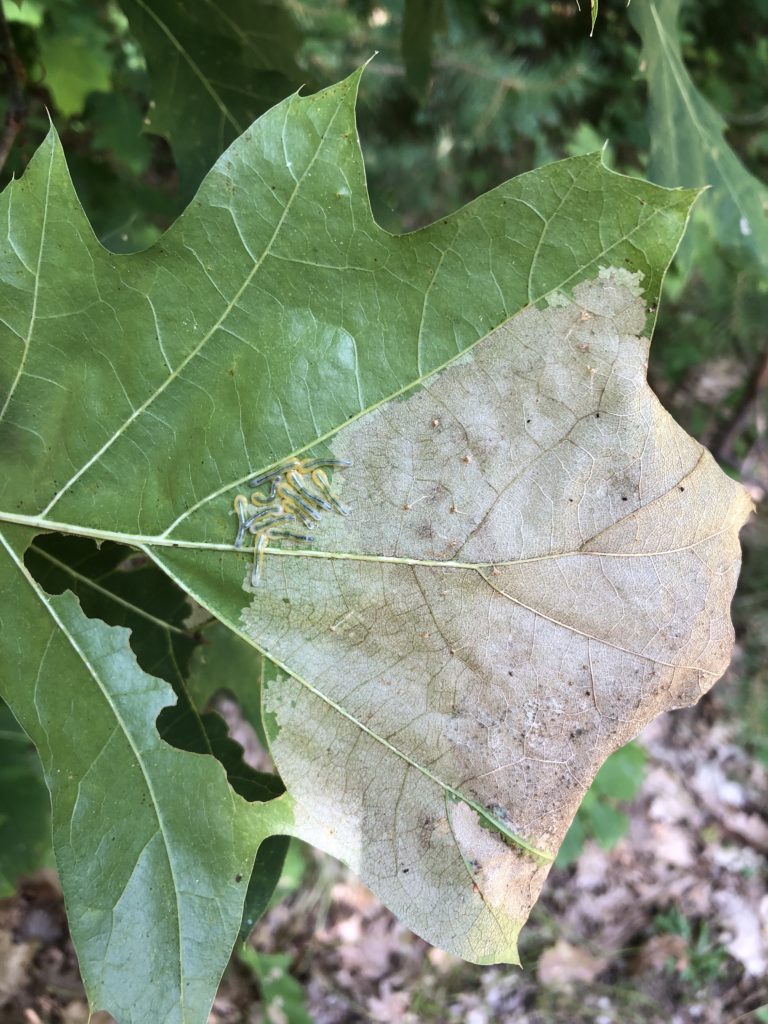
[241,271,753,964]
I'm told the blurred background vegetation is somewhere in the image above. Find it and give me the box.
[0,0,766,1019]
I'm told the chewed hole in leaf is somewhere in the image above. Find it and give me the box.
[23,535,281,802]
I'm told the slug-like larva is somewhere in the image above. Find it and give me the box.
[232,457,351,586]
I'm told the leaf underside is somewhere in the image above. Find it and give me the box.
[118,0,304,198]
[0,68,752,1020]
[157,270,752,963]
[630,0,768,270]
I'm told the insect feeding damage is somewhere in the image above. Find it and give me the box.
[232,457,351,586]
[240,271,753,965]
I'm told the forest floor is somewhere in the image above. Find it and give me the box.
[1,671,767,1024]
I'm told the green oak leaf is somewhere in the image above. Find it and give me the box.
[24,532,289,947]
[3,0,44,28]
[0,524,291,1024]
[24,533,197,684]
[37,8,114,118]
[117,0,304,198]
[87,92,154,177]
[0,699,53,895]
[630,0,768,271]
[0,69,752,1016]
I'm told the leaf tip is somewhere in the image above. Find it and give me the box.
[345,58,375,96]
[39,109,63,152]
[467,931,523,968]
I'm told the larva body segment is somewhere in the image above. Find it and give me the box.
[232,456,350,585]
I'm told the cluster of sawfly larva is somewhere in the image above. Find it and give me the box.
[232,457,350,586]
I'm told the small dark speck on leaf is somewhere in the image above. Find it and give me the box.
[595,413,600,418]
[621,496,628,501]
[680,486,685,491]
[235,874,242,883]
[526,419,531,424]
[402,867,409,874]
[282,597,291,604]
[585,690,591,696]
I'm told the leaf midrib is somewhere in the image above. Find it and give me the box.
[0,507,730,570]
[1,503,725,677]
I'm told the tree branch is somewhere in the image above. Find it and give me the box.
[0,3,27,173]
[712,344,768,469]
